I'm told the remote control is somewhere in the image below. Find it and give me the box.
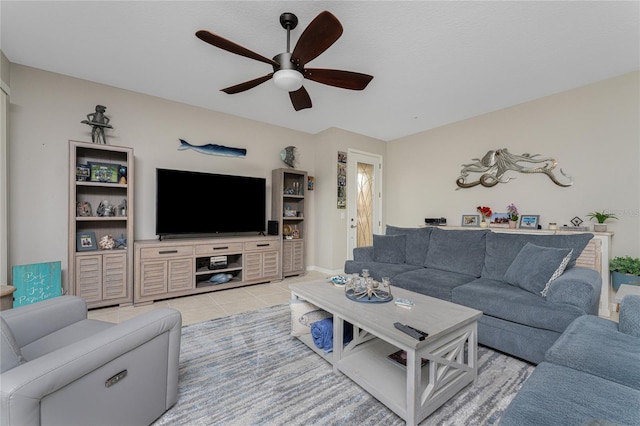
[394,322,428,340]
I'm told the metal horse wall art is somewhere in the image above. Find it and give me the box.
[456,148,573,189]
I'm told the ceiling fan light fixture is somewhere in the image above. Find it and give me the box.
[273,69,303,92]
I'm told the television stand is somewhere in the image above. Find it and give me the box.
[134,235,281,305]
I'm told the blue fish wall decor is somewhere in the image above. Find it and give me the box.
[178,139,247,158]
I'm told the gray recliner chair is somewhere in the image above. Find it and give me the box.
[1,296,182,426]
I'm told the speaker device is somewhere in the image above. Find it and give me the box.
[268,220,279,235]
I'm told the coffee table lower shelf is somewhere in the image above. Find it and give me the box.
[296,326,476,424]
[290,280,481,426]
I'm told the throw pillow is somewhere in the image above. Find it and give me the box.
[289,300,331,337]
[618,294,640,338]
[482,232,592,281]
[504,243,573,297]
[385,226,432,266]
[373,234,406,264]
[299,309,332,328]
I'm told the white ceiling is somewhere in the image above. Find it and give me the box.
[2,1,638,141]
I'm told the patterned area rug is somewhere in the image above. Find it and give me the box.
[153,304,534,425]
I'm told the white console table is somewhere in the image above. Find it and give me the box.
[442,227,613,317]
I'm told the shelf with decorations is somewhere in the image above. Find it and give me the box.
[272,168,307,277]
[68,140,134,308]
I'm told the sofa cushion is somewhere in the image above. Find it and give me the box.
[504,243,573,297]
[619,294,640,338]
[0,316,24,373]
[482,232,593,281]
[477,315,560,365]
[391,268,476,301]
[424,228,488,277]
[545,315,640,390]
[385,226,432,266]
[452,278,584,333]
[352,246,374,262]
[373,234,406,264]
[499,362,640,426]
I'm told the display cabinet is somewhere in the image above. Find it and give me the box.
[68,140,133,308]
[272,168,307,277]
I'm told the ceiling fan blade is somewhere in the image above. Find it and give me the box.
[289,86,312,111]
[196,30,279,67]
[291,11,343,67]
[221,74,274,94]
[304,68,373,90]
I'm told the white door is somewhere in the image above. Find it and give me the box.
[346,149,382,260]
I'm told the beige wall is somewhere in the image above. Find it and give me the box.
[6,64,639,290]
[386,71,640,258]
[311,127,386,273]
[6,64,383,286]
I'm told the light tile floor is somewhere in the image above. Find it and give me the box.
[88,270,326,325]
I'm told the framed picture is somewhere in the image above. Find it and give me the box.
[76,164,91,181]
[461,214,480,227]
[490,212,510,228]
[76,231,97,251]
[307,176,314,191]
[519,215,540,229]
[89,162,120,183]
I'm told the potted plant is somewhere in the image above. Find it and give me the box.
[586,210,618,232]
[506,203,519,229]
[609,256,640,290]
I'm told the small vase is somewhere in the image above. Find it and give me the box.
[480,219,488,228]
[508,220,517,229]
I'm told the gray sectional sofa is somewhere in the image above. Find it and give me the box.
[500,294,640,425]
[344,226,601,364]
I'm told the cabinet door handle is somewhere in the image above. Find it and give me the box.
[257,243,270,247]
[214,246,229,250]
[159,250,178,254]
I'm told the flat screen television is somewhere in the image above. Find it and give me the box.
[156,168,266,237]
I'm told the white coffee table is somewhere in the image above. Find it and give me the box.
[290,280,482,426]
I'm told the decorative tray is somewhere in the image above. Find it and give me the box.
[345,289,393,303]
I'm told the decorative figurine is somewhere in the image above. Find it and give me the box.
[81,105,113,144]
[280,146,297,168]
[76,201,93,217]
[118,165,127,184]
[178,139,247,158]
[96,200,115,217]
[118,199,127,216]
[98,235,115,250]
[115,234,127,249]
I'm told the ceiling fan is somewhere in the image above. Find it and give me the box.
[196,11,373,111]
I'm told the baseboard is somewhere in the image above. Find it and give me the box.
[306,265,343,276]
